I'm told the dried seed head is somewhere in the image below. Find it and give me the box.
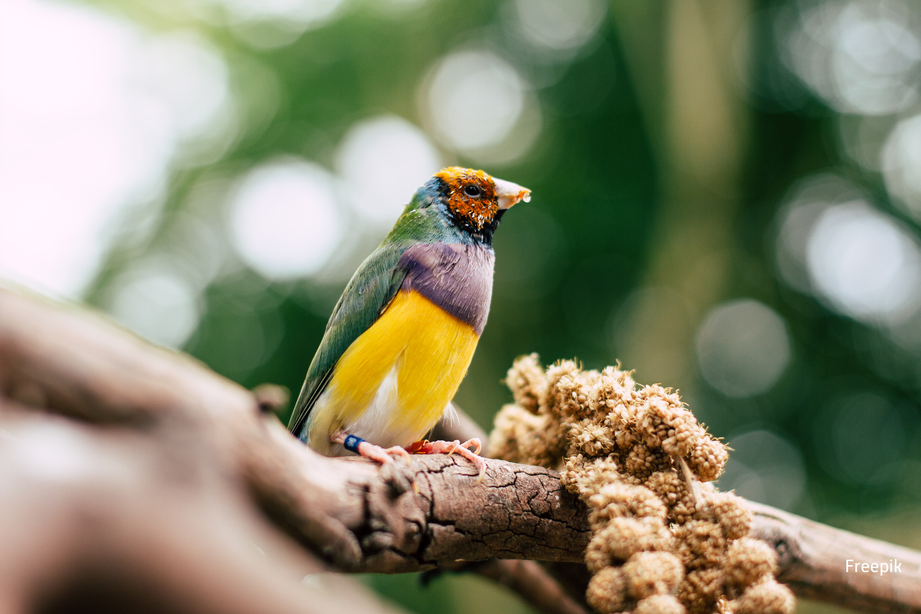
[715,596,734,614]
[588,517,670,563]
[544,359,581,416]
[488,404,543,463]
[570,418,617,456]
[562,455,621,497]
[646,470,700,524]
[489,355,793,614]
[678,567,724,614]
[505,353,547,414]
[587,483,667,527]
[586,566,628,613]
[734,578,795,614]
[634,594,686,614]
[689,437,729,482]
[623,552,684,599]
[624,443,671,480]
[701,491,752,541]
[723,538,777,590]
[675,520,727,569]
[637,390,701,457]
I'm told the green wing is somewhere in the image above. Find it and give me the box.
[288,243,409,439]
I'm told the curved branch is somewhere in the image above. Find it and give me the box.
[0,286,589,570]
[1,284,920,614]
[441,404,921,614]
[749,502,921,613]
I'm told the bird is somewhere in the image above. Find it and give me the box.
[288,167,530,475]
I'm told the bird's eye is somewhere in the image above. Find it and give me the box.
[464,185,481,197]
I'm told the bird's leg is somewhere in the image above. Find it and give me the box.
[331,431,411,465]
[408,438,486,481]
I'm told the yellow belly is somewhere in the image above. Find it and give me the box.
[307,290,479,453]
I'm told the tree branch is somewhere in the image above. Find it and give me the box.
[0,284,589,614]
[432,408,591,614]
[749,501,921,613]
[1,284,919,614]
[439,404,921,614]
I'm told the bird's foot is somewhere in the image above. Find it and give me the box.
[331,431,411,465]
[408,438,486,482]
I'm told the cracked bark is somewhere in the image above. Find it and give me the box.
[0,285,589,614]
[1,284,920,614]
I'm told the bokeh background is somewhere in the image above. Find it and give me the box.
[3,0,920,611]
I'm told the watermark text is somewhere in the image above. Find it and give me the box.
[846,559,901,576]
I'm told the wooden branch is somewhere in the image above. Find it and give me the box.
[523,501,921,614]
[749,502,921,613]
[433,408,590,614]
[0,399,400,614]
[438,398,921,613]
[1,284,920,614]
[0,284,588,614]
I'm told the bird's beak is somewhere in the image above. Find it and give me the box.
[494,177,531,210]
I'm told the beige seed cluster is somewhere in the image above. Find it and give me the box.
[488,354,795,614]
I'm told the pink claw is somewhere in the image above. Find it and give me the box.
[408,438,486,481]
[331,431,412,465]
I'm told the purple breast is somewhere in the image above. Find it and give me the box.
[398,243,495,336]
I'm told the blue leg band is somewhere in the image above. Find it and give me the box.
[343,434,365,453]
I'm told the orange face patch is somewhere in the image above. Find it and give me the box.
[434,167,499,231]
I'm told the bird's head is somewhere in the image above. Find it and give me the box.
[422,167,530,240]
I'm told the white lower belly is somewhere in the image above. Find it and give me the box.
[314,364,445,456]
